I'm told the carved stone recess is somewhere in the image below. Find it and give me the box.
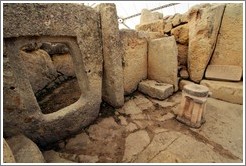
[3,3,103,146]
[176,84,209,128]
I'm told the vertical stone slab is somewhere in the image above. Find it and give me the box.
[99,4,124,108]
[210,4,243,68]
[148,36,178,91]
[187,4,225,83]
[120,29,147,95]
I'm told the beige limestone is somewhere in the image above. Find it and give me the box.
[20,49,57,93]
[188,4,225,83]
[138,80,174,100]
[205,65,242,81]
[120,29,147,95]
[179,68,189,79]
[99,3,124,108]
[43,150,75,163]
[164,21,172,33]
[200,80,243,104]
[171,24,189,45]
[179,80,195,90]
[181,12,188,23]
[138,31,165,40]
[148,36,178,91]
[210,4,243,68]
[177,44,188,66]
[52,53,75,77]
[172,13,182,27]
[135,20,165,33]
[7,134,45,163]
[140,9,163,24]
[3,138,16,163]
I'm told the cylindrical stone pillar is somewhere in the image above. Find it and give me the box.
[176,84,209,128]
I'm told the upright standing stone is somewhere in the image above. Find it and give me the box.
[187,4,225,83]
[210,4,243,68]
[148,36,178,91]
[99,3,124,108]
[120,29,147,95]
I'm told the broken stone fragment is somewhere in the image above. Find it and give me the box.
[138,80,174,100]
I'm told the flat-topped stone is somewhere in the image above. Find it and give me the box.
[138,80,174,100]
[183,84,209,97]
[205,65,242,81]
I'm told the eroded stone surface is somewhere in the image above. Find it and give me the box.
[120,29,147,95]
[171,24,189,45]
[148,36,178,91]
[200,80,243,104]
[136,20,165,33]
[188,4,225,83]
[177,44,188,66]
[3,138,16,163]
[210,4,243,68]
[6,134,45,163]
[52,53,75,77]
[43,150,75,163]
[205,65,242,81]
[138,80,174,100]
[140,9,163,24]
[99,3,124,108]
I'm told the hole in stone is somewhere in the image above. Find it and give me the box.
[20,42,81,114]
[10,86,15,90]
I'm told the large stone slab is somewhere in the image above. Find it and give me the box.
[3,4,103,146]
[138,80,173,100]
[120,29,147,95]
[200,80,243,104]
[210,4,243,68]
[99,3,124,108]
[6,134,45,163]
[188,4,225,83]
[148,36,178,91]
[205,65,242,81]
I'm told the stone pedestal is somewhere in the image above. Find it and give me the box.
[176,84,209,128]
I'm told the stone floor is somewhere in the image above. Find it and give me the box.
[42,91,243,163]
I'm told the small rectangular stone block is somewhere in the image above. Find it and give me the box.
[205,65,242,81]
[138,80,174,100]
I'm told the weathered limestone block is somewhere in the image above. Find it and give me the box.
[135,20,165,33]
[3,4,102,146]
[140,9,163,24]
[181,12,188,23]
[179,79,195,90]
[177,44,188,66]
[99,3,124,108]
[171,24,189,45]
[20,49,57,93]
[188,4,225,83]
[120,29,147,95]
[138,80,174,100]
[138,31,164,40]
[210,4,243,68]
[205,65,242,81]
[43,150,75,163]
[148,36,178,91]
[6,134,45,163]
[200,80,243,104]
[3,138,16,163]
[172,13,182,27]
[164,21,172,33]
[52,53,76,77]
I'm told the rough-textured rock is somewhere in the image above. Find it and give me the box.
[179,68,189,79]
[177,44,188,66]
[164,22,173,33]
[179,79,195,90]
[200,80,243,104]
[140,9,163,24]
[148,36,178,91]
[205,65,242,81]
[118,100,142,115]
[65,133,91,152]
[52,53,75,77]
[40,42,69,55]
[78,154,99,163]
[138,80,174,100]
[99,3,124,108]
[3,3,102,146]
[6,134,45,163]
[181,12,188,23]
[136,20,165,33]
[171,24,189,45]
[210,4,243,68]
[123,130,150,162]
[133,93,155,111]
[126,122,138,132]
[188,4,225,83]
[20,49,57,93]
[137,31,164,40]
[172,13,182,27]
[3,138,16,163]
[120,29,147,95]
[43,150,75,163]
